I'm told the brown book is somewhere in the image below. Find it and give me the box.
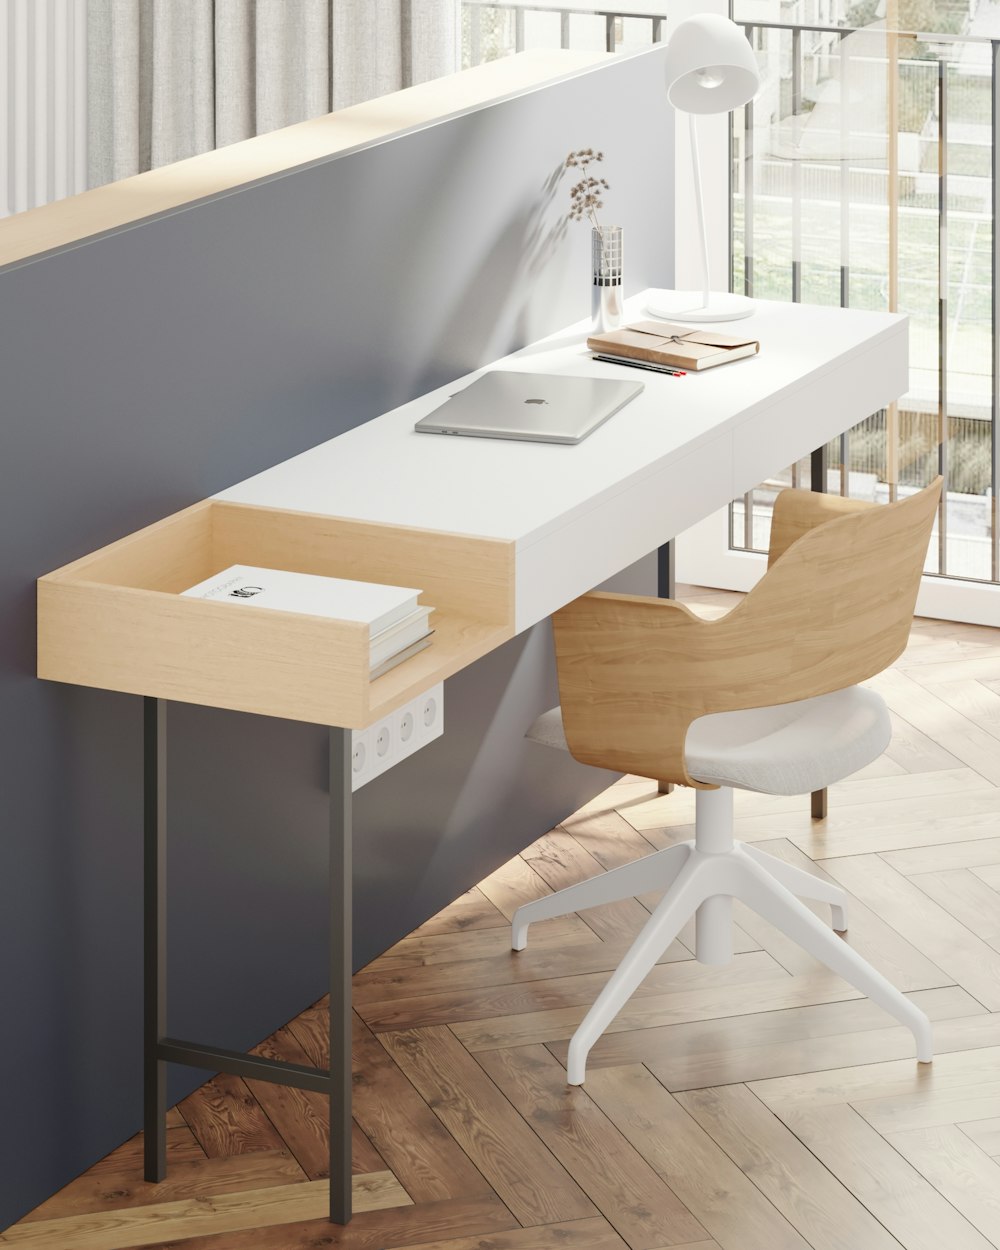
[588,320,760,371]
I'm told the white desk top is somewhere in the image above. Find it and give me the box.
[218,292,906,558]
[219,293,907,630]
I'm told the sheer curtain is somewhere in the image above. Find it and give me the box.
[87,0,461,188]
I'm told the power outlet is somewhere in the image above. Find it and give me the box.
[351,682,443,791]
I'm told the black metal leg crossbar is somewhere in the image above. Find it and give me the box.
[142,697,355,1224]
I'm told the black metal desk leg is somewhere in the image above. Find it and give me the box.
[809,448,829,820]
[657,539,676,602]
[143,697,167,1182]
[329,727,353,1224]
[657,541,675,795]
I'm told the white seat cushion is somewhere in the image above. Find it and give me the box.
[526,686,891,796]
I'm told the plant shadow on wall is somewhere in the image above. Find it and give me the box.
[414,154,600,391]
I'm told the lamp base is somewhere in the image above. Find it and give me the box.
[646,289,755,323]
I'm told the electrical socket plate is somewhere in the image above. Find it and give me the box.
[351,682,443,791]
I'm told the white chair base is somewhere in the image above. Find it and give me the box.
[511,787,933,1085]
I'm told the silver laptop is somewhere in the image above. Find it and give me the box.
[414,371,644,445]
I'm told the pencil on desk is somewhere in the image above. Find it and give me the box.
[593,353,686,377]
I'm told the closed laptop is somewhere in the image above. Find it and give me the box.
[414,370,643,445]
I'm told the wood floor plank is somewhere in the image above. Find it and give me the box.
[142,1195,516,1250]
[584,1065,810,1250]
[868,668,1000,786]
[379,1025,596,1227]
[411,887,508,936]
[477,1046,709,1250]
[958,1117,1000,1156]
[452,969,857,1053]
[19,1151,306,1223]
[677,1084,902,1250]
[358,949,783,1034]
[84,1127,205,1178]
[909,869,1000,953]
[744,839,951,991]
[353,928,694,1009]
[178,1072,287,1158]
[369,914,599,972]
[394,1216,634,1250]
[973,862,1000,892]
[560,806,666,867]
[761,1103,994,1250]
[911,679,1000,750]
[243,1025,369,1180]
[882,838,1000,875]
[476,852,556,920]
[855,1083,1000,1134]
[569,992,992,1088]
[883,1126,1000,1247]
[0,1174,410,1250]
[287,1008,493,1205]
[819,855,1000,1009]
[897,656,1000,688]
[622,766,983,831]
[883,710,965,774]
[749,1044,1000,1113]
[521,827,666,944]
[634,789,1000,860]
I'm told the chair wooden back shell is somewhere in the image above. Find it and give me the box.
[551,478,942,787]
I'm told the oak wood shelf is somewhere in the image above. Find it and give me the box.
[37,499,515,728]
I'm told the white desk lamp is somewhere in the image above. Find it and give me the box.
[647,14,761,323]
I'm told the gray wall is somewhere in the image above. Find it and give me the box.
[0,47,673,1226]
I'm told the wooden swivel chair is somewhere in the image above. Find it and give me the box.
[514,478,942,1085]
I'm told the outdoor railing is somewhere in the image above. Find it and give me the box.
[463,0,666,59]
[463,1,1000,586]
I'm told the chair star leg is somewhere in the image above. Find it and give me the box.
[733,850,932,1063]
[565,852,715,1085]
[512,841,692,951]
[742,843,849,931]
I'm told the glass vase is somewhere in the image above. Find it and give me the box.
[592,225,623,333]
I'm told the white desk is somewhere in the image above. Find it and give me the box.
[219,292,907,632]
[37,292,907,1225]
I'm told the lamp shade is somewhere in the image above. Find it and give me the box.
[664,14,760,115]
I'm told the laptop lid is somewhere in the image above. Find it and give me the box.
[414,371,644,445]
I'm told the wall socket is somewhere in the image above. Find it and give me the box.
[351,682,444,791]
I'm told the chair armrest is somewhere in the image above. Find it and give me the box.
[768,489,874,567]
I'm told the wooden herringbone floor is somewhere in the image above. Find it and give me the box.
[8,586,1000,1250]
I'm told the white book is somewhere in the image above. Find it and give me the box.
[370,607,435,668]
[370,634,435,680]
[182,565,422,637]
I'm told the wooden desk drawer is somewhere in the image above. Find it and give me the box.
[38,500,514,728]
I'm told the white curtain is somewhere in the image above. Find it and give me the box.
[87,0,461,188]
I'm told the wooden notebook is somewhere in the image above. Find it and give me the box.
[588,320,760,371]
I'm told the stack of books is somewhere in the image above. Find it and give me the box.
[181,565,434,679]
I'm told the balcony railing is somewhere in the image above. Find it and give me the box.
[731,16,999,583]
[463,0,666,62]
[463,1,1000,588]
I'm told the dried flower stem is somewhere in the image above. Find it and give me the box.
[565,147,615,272]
